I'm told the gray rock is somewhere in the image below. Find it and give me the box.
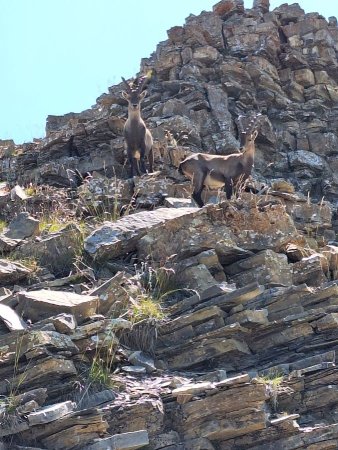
[0,259,30,286]
[5,212,39,240]
[225,249,293,288]
[27,401,76,425]
[128,351,157,373]
[82,430,149,450]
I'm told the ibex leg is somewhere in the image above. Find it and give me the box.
[129,156,141,177]
[192,172,206,207]
[224,179,233,199]
[148,147,154,173]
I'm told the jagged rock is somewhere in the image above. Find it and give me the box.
[175,249,227,283]
[77,173,133,214]
[16,289,98,323]
[51,313,77,334]
[292,253,329,286]
[224,249,293,288]
[14,223,83,276]
[84,207,201,261]
[133,172,187,208]
[225,309,269,327]
[5,212,39,240]
[10,185,27,201]
[128,351,156,373]
[285,199,332,233]
[175,264,220,292]
[0,259,30,286]
[0,357,77,396]
[0,304,26,331]
[0,235,21,252]
[88,271,131,316]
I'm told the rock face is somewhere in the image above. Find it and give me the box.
[1,0,338,212]
[1,1,338,450]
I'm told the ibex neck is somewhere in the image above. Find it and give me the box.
[128,108,141,121]
[242,142,255,159]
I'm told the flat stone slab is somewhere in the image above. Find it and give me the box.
[17,289,98,323]
[27,401,76,426]
[84,207,201,261]
[82,430,149,450]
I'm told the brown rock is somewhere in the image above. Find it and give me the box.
[17,289,98,323]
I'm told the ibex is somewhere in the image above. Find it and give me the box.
[121,76,154,177]
[178,113,263,207]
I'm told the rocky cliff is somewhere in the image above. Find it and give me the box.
[0,0,338,449]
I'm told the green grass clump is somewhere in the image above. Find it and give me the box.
[39,217,65,233]
[256,372,284,388]
[0,220,7,233]
[129,295,165,324]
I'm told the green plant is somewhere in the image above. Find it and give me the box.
[88,356,112,387]
[39,216,66,233]
[0,219,7,233]
[0,333,30,425]
[76,321,119,405]
[76,175,138,223]
[256,369,290,412]
[24,183,38,197]
[129,294,165,324]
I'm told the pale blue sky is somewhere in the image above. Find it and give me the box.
[0,0,336,144]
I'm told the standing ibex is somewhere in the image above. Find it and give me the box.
[121,76,154,177]
[178,113,263,207]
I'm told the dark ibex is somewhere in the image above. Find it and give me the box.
[121,76,154,177]
[178,113,263,207]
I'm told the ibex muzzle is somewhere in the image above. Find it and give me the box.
[121,76,154,178]
[179,113,263,207]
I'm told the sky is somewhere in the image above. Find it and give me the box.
[0,0,337,144]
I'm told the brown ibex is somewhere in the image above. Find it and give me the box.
[121,76,154,177]
[178,113,263,207]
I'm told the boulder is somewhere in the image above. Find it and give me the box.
[5,212,39,240]
[0,259,30,286]
[16,289,98,323]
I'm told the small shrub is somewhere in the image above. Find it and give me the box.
[256,369,292,412]
[129,295,165,324]
[24,183,38,197]
[39,216,65,233]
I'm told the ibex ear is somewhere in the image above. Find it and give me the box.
[140,90,147,100]
[252,130,258,140]
[121,91,129,100]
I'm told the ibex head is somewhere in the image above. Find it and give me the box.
[237,113,263,146]
[121,76,147,111]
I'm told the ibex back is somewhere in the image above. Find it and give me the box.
[121,76,154,178]
[179,113,263,207]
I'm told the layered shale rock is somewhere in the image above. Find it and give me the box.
[0,1,338,449]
